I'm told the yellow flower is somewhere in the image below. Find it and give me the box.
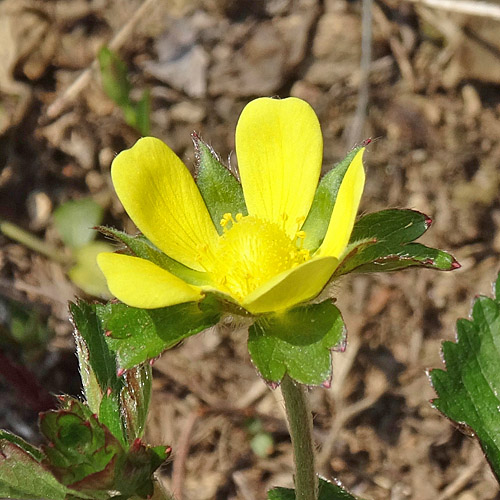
[97,97,365,314]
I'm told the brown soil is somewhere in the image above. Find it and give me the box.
[1,0,499,499]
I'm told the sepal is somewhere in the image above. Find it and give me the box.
[248,300,345,386]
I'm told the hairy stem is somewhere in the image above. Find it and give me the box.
[281,375,318,500]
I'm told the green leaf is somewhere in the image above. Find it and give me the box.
[268,477,362,500]
[53,198,104,249]
[134,89,151,136]
[72,300,153,445]
[98,47,131,108]
[71,300,122,401]
[69,241,113,298]
[430,273,500,482]
[98,226,211,287]
[0,440,69,500]
[39,397,169,498]
[193,133,247,235]
[97,294,222,370]
[302,146,363,251]
[0,430,44,462]
[71,300,126,445]
[248,300,345,386]
[335,209,459,276]
[40,398,123,490]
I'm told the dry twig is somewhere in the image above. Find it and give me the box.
[46,0,158,120]
[404,0,500,20]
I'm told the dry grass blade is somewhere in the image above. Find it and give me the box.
[404,0,500,20]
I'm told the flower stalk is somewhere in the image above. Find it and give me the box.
[281,374,318,500]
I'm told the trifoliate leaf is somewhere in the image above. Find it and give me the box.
[430,273,500,481]
[336,209,459,276]
[268,477,363,500]
[248,300,345,386]
[97,294,222,370]
[193,134,247,235]
[302,146,363,251]
[53,198,104,249]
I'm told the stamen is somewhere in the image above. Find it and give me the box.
[220,213,235,231]
[235,213,243,222]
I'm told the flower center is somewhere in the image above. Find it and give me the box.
[211,214,310,301]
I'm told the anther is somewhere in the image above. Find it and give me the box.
[235,213,243,222]
[296,231,306,239]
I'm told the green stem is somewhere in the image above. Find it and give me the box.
[0,220,71,265]
[281,374,318,500]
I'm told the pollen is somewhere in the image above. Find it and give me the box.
[211,215,310,301]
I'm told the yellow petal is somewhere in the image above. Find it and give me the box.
[97,252,203,309]
[316,148,365,258]
[235,97,323,238]
[242,256,339,314]
[111,137,218,272]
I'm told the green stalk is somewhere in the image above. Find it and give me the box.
[281,374,318,500]
[0,220,71,265]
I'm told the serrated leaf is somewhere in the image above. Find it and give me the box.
[69,241,113,298]
[40,399,123,489]
[268,477,362,500]
[71,301,122,397]
[302,146,363,251]
[248,300,345,386]
[335,209,458,276]
[98,47,131,108]
[71,300,126,444]
[53,199,103,249]
[97,295,222,370]
[193,134,247,235]
[98,226,211,286]
[0,440,69,500]
[430,273,500,481]
[0,430,44,462]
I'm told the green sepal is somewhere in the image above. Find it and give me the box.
[248,300,345,386]
[98,226,212,287]
[302,146,363,251]
[193,133,247,235]
[335,209,459,276]
[268,476,363,500]
[430,273,500,482]
[0,439,71,500]
[96,294,223,370]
